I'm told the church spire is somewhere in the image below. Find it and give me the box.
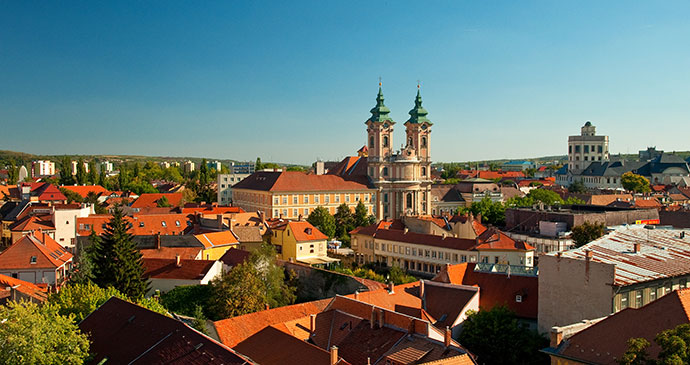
[406,84,432,125]
[367,81,394,124]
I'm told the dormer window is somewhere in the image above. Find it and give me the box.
[139,222,145,227]
[161,221,167,227]
[516,295,523,303]
[175,220,181,227]
[30,256,37,264]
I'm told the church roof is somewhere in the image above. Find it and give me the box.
[405,87,432,125]
[366,85,395,124]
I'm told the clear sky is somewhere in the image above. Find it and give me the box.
[1,1,689,164]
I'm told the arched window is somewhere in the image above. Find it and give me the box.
[369,136,374,148]
[408,137,413,147]
[383,167,388,176]
[421,136,427,148]
[383,136,389,147]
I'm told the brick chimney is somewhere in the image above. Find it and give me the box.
[634,243,641,253]
[175,255,181,267]
[419,280,425,300]
[387,282,394,294]
[444,326,452,347]
[354,290,359,300]
[330,346,338,365]
[309,314,316,334]
[550,327,564,348]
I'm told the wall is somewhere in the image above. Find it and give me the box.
[279,260,379,302]
[53,206,92,249]
[506,208,659,233]
[538,255,616,333]
[0,268,57,285]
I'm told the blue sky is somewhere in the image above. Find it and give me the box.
[1,1,689,164]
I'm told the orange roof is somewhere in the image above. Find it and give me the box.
[345,282,422,312]
[60,185,108,198]
[193,231,239,248]
[233,171,373,192]
[180,204,244,215]
[476,170,525,180]
[76,214,190,236]
[0,273,49,302]
[214,299,331,347]
[472,220,535,251]
[635,198,662,208]
[588,193,633,206]
[0,233,73,270]
[139,247,202,260]
[287,221,328,242]
[9,215,55,232]
[554,288,690,364]
[35,184,66,201]
[0,185,11,199]
[130,193,184,209]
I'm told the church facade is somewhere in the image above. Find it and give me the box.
[365,85,434,220]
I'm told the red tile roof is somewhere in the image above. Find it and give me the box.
[287,221,328,242]
[60,185,108,198]
[433,263,538,319]
[79,297,254,364]
[139,247,202,260]
[0,273,49,302]
[35,183,67,201]
[219,248,251,267]
[553,288,690,364]
[142,258,217,280]
[214,299,332,347]
[9,215,55,232]
[0,233,73,270]
[234,326,350,365]
[634,197,662,208]
[76,214,190,236]
[131,193,184,208]
[181,204,245,215]
[233,171,373,192]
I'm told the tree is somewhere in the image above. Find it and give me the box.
[0,301,90,364]
[524,167,537,178]
[157,195,171,207]
[568,180,586,193]
[255,157,263,171]
[199,159,209,187]
[334,203,355,240]
[468,197,506,226]
[87,161,97,185]
[458,306,549,365]
[191,305,210,335]
[619,323,690,364]
[388,266,417,285]
[75,157,87,185]
[571,221,606,247]
[307,206,336,238]
[622,172,651,193]
[118,165,129,190]
[59,187,83,204]
[58,156,75,186]
[48,282,167,322]
[354,201,371,228]
[91,208,149,298]
[69,233,96,285]
[98,167,106,186]
[160,284,214,318]
[7,160,18,184]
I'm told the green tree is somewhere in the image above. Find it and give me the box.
[157,195,171,207]
[69,234,97,285]
[388,266,417,285]
[87,161,97,185]
[619,323,690,364]
[48,282,167,322]
[0,301,90,364]
[191,305,210,335]
[568,180,586,193]
[7,160,18,185]
[571,221,606,247]
[118,165,129,190]
[354,201,371,228]
[160,284,214,318]
[58,156,75,186]
[98,167,106,187]
[199,158,209,187]
[91,208,149,298]
[468,196,506,226]
[75,157,87,185]
[334,203,355,241]
[621,172,651,193]
[255,157,263,171]
[458,306,549,365]
[307,206,336,238]
[59,187,83,204]
[524,167,537,177]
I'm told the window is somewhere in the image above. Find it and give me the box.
[431,251,437,258]
[175,220,181,227]
[418,249,423,257]
[412,248,417,256]
[304,195,309,203]
[282,196,288,204]
[383,193,388,203]
[304,208,309,215]
[494,256,499,264]
[516,295,523,303]
[274,209,279,217]
[274,197,279,205]
[584,145,590,153]
[30,256,37,264]
[345,194,350,203]
[621,294,628,309]
[383,136,389,147]
[293,196,298,204]
[425,250,430,258]
[650,287,657,302]
[408,137,413,147]
[406,247,410,255]
[481,256,488,263]
[369,135,374,148]
[598,145,603,153]
[335,194,340,203]
[383,167,388,176]
[453,254,458,262]
[325,195,330,203]
[569,145,572,153]
[161,221,167,227]
[293,209,298,217]
[139,222,145,227]
[575,145,581,153]
[315,195,320,204]
[381,243,386,251]
[282,209,287,216]
[421,167,426,176]
[421,136,427,148]
[287,230,290,236]
[635,290,643,307]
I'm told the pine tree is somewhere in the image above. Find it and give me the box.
[59,156,75,186]
[70,235,96,285]
[92,208,149,298]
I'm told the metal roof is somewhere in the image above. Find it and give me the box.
[547,225,690,286]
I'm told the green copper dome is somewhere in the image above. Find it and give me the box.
[406,88,432,125]
[367,86,395,124]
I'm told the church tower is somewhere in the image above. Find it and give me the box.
[404,86,433,180]
[365,84,395,183]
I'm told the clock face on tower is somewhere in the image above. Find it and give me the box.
[421,124,427,130]
[383,123,389,129]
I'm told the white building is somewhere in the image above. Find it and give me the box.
[70,160,89,175]
[101,161,114,173]
[217,172,252,205]
[183,161,196,173]
[31,160,55,177]
[52,204,94,250]
[207,160,222,171]
[568,121,609,174]
[159,161,170,169]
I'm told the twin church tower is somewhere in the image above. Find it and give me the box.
[365,84,434,220]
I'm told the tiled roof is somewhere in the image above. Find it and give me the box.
[0,273,49,302]
[181,204,244,215]
[234,326,350,365]
[60,185,108,198]
[423,281,479,329]
[0,233,72,270]
[287,221,328,242]
[131,193,184,208]
[214,299,331,347]
[35,184,67,201]
[326,156,369,178]
[233,171,373,192]
[219,248,251,267]
[546,225,690,286]
[472,222,535,251]
[232,226,264,243]
[9,215,55,232]
[76,214,190,236]
[634,197,662,208]
[139,247,202,260]
[79,297,254,365]
[345,282,422,312]
[381,335,476,365]
[552,288,690,365]
[142,258,217,280]
[194,231,239,248]
[433,263,538,319]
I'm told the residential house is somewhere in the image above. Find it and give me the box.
[0,273,49,304]
[538,225,690,333]
[130,193,184,210]
[142,257,222,295]
[193,231,240,260]
[0,232,73,287]
[79,297,254,364]
[269,220,338,266]
[544,288,690,365]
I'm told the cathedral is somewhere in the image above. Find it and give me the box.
[365,84,433,220]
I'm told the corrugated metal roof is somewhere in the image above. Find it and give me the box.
[548,225,690,286]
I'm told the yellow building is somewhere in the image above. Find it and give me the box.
[193,231,240,260]
[232,170,376,219]
[269,220,338,267]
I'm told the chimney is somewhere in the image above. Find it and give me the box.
[175,255,181,267]
[309,314,316,334]
[370,307,376,329]
[550,328,564,348]
[156,233,161,250]
[378,309,384,327]
[584,250,593,261]
[298,214,303,221]
[444,326,452,347]
[419,280,425,300]
[634,243,641,253]
[330,346,338,365]
[265,303,270,310]
[279,213,283,220]
[42,230,47,244]
[388,282,394,294]
[217,214,223,230]
[354,290,360,300]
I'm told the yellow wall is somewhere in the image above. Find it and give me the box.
[200,244,237,260]
[270,225,327,262]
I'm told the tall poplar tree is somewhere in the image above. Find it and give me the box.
[91,208,149,298]
[76,157,87,185]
